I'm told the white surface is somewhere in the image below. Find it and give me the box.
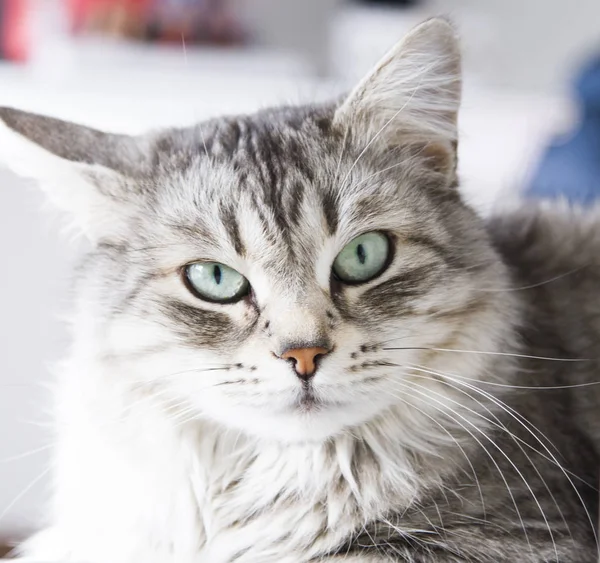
[0,39,574,536]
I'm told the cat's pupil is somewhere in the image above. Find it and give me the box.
[213,265,222,285]
[356,244,367,265]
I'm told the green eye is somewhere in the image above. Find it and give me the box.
[333,232,391,284]
[184,262,249,303]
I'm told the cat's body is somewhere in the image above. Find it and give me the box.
[1,19,599,563]
[19,203,600,563]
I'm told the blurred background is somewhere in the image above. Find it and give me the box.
[0,0,599,554]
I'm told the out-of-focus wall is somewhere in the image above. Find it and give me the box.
[333,0,600,95]
[0,170,69,537]
[447,0,600,94]
[235,0,343,76]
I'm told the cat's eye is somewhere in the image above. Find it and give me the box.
[184,262,250,303]
[333,232,391,284]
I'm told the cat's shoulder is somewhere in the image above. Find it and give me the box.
[485,199,600,276]
[485,199,600,364]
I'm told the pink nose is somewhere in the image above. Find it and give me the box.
[279,347,330,380]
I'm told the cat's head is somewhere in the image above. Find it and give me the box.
[0,19,513,443]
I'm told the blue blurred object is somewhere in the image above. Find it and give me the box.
[527,56,600,203]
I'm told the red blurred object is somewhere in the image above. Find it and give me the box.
[1,0,30,61]
[147,0,246,45]
[65,0,246,45]
[67,0,151,36]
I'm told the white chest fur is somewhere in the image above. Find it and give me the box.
[22,373,428,563]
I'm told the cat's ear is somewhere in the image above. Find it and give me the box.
[334,18,461,174]
[0,107,151,241]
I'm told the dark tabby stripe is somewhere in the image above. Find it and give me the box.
[321,190,339,234]
[161,300,242,349]
[220,204,246,256]
[360,265,440,319]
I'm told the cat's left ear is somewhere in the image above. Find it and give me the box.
[334,18,461,177]
[0,107,151,241]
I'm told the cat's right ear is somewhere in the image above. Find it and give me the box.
[333,18,461,179]
[0,107,151,241]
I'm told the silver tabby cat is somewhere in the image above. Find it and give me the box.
[1,18,599,563]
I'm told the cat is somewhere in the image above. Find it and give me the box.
[1,17,599,563]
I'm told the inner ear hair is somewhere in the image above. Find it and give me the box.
[420,140,458,178]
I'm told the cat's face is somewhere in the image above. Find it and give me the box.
[0,20,511,442]
[88,111,497,442]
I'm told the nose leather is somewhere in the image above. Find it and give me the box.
[280,347,330,378]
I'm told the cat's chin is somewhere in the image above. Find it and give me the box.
[201,398,389,444]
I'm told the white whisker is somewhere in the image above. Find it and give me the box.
[401,368,574,544]
[388,390,487,519]
[383,345,594,363]
[339,72,426,193]
[403,378,558,559]
[475,266,586,293]
[0,444,52,465]
[386,381,533,553]
[181,33,188,65]
[396,362,598,547]
[0,466,51,524]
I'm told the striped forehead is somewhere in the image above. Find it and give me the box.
[218,164,337,284]
[199,115,341,263]
[153,109,410,281]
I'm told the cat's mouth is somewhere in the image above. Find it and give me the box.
[293,386,323,413]
[291,385,348,414]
